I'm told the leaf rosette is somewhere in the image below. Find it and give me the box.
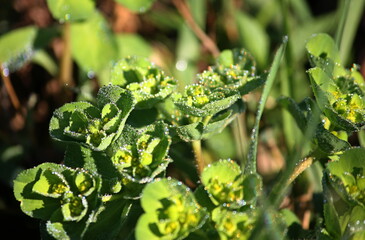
[198,48,264,95]
[201,159,261,209]
[325,148,365,208]
[50,85,135,151]
[173,84,240,118]
[136,178,208,240]
[159,97,245,142]
[110,123,172,184]
[111,56,177,109]
[212,207,256,240]
[13,162,101,222]
[306,34,365,132]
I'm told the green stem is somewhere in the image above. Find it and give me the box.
[233,113,247,166]
[192,140,204,174]
[335,0,351,49]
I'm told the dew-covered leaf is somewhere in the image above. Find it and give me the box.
[326,147,365,207]
[50,86,135,151]
[110,56,176,109]
[0,26,37,71]
[136,178,207,240]
[83,200,133,240]
[14,162,102,223]
[46,0,96,22]
[212,207,256,240]
[110,122,172,184]
[308,67,362,132]
[323,202,342,238]
[115,0,156,13]
[306,33,341,70]
[201,160,249,208]
[174,85,240,117]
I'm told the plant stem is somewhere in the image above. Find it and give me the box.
[233,113,248,166]
[60,22,73,89]
[0,65,21,112]
[335,0,351,49]
[287,156,314,187]
[192,140,204,174]
[172,0,220,58]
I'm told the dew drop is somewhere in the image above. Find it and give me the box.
[176,60,187,71]
[2,67,9,77]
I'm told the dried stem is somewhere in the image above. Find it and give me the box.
[192,140,204,174]
[287,156,314,186]
[172,0,220,58]
[1,65,21,112]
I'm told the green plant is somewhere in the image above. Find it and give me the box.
[1,0,365,239]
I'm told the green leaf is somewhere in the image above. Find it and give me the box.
[13,163,62,220]
[84,200,133,240]
[306,33,341,67]
[46,0,96,22]
[32,169,69,198]
[201,159,261,208]
[212,207,256,240]
[308,67,362,131]
[110,122,172,184]
[71,11,117,77]
[111,56,154,86]
[14,162,102,222]
[235,11,269,67]
[174,85,240,117]
[327,147,365,207]
[50,86,135,151]
[0,26,38,71]
[170,101,244,142]
[111,56,177,109]
[115,0,155,13]
[137,178,207,240]
[323,202,342,238]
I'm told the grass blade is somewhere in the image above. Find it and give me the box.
[245,37,287,174]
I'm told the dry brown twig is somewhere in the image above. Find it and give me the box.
[172,0,220,58]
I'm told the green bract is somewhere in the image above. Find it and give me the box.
[201,159,261,208]
[13,162,101,222]
[306,34,365,131]
[49,85,135,151]
[199,48,264,95]
[173,84,240,117]
[110,123,171,183]
[326,148,365,207]
[136,178,208,240]
[212,207,256,240]
[111,56,177,109]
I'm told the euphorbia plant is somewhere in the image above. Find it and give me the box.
[8,0,365,239]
